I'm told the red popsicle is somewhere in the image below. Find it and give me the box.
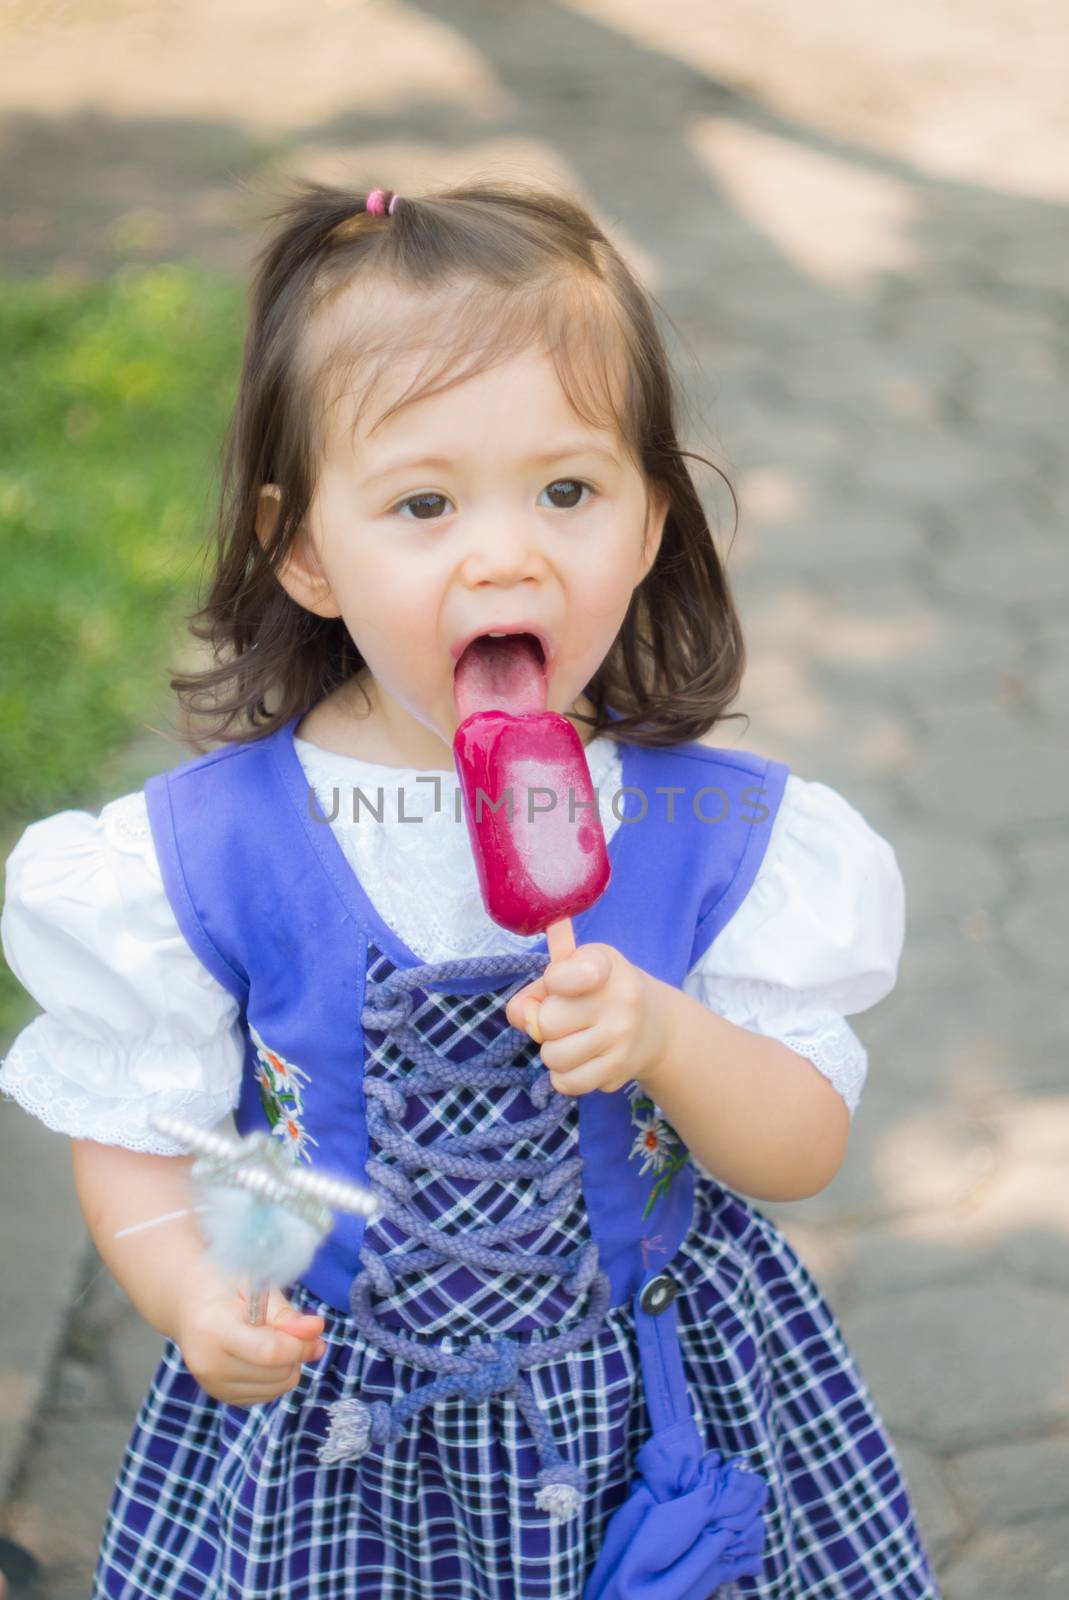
[452,633,611,965]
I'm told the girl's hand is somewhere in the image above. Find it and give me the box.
[505,942,669,1097]
[174,1251,328,1408]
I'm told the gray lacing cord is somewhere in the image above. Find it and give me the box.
[318,952,613,1520]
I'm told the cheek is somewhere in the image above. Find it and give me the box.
[574,565,637,636]
[335,556,440,663]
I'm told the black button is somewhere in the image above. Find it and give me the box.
[639,1272,677,1315]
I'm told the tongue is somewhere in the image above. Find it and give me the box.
[454,634,548,720]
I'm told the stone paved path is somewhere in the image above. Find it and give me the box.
[1,3,1066,1595]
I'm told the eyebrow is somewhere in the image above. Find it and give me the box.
[361,441,621,487]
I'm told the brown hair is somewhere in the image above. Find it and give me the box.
[170,176,748,752]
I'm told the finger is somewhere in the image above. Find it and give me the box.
[259,1284,324,1321]
[225,1362,304,1388]
[509,955,605,1038]
[527,992,601,1043]
[266,1288,325,1347]
[525,1000,544,1045]
[548,1053,616,1097]
[542,948,611,997]
[223,1320,312,1369]
[263,1287,305,1324]
[510,998,546,1040]
[274,1311,326,1338]
[224,1376,302,1404]
[215,1348,305,1384]
[540,1026,606,1075]
[259,1304,325,1361]
[220,1331,326,1376]
[506,979,546,1031]
[286,1333,328,1364]
[248,1336,328,1367]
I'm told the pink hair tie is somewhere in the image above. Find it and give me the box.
[366,188,400,216]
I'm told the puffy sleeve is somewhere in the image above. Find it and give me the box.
[0,790,244,1154]
[681,774,906,1117]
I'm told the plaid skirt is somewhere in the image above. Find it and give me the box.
[90,1174,940,1599]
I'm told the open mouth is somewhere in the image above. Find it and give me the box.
[453,631,549,720]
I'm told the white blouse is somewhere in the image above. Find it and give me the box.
[0,733,905,1156]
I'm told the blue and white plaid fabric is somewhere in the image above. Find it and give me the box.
[91,945,939,1598]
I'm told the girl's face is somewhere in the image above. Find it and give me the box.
[259,342,668,768]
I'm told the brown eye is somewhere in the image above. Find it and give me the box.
[397,492,451,520]
[542,479,593,510]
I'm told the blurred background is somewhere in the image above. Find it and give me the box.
[1,2,1066,1594]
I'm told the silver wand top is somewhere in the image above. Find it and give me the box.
[149,1113,381,1228]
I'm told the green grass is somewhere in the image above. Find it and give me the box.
[0,262,246,1039]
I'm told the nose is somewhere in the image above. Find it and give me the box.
[458,513,547,589]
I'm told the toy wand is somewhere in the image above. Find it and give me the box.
[149,1115,380,1324]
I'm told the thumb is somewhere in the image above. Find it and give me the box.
[266,1285,295,1322]
[264,1284,324,1337]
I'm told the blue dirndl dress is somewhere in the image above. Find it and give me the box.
[89,714,941,1600]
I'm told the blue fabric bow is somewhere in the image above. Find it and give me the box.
[583,1416,769,1600]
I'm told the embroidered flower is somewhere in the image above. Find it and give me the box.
[626,1082,690,1221]
[248,1023,317,1165]
[271,1113,319,1163]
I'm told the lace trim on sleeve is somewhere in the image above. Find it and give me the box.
[770,1013,869,1118]
[681,968,870,1117]
[0,1018,241,1155]
[647,1006,866,1134]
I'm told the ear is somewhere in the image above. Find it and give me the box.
[255,484,342,619]
[637,480,670,585]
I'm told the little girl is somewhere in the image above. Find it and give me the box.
[0,179,941,1599]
